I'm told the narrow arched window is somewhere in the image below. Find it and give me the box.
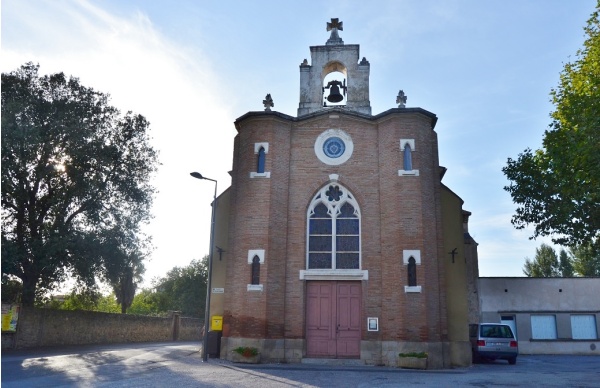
[257,147,266,174]
[403,143,412,171]
[408,257,417,286]
[251,255,260,285]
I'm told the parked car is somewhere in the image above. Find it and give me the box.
[469,323,518,364]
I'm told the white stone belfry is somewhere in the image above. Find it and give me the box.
[297,19,371,117]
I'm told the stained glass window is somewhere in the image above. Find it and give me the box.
[307,184,360,270]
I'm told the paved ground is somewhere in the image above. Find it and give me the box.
[2,341,599,387]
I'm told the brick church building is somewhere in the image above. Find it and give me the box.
[208,19,479,368]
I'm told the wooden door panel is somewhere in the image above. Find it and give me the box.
[306,281,361,358]
[336,282,361,357]
[306,282,335,357]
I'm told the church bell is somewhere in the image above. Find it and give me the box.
[324,80,346,103]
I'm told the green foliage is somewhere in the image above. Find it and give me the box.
[47,289,120,313]
[503,4,600,248]
[95,294,121,313]
[523,242,600,277]
[398,352,428,358]
[559,249,575,277]
[128,289,164,316]
[1,63,158,306]
[523,244,560,277]
[43,257,208,317]
[149,257,208,318]
[1,276,22,303]
[570,241,600,276]
[233,347,259,357]
[110,261,144,314]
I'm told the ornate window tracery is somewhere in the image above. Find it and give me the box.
[307,184,361,270]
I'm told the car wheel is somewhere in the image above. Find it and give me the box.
[508,357,517,365]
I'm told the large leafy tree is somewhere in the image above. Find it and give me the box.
[503,4,600,249]
[1,63,158,306]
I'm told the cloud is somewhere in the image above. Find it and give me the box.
[2,0,235,285]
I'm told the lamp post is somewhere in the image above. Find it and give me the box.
[190,171,217,362]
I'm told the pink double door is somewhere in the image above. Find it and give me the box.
[306,281,361,358]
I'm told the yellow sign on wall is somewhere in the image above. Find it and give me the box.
[1,304,20,332]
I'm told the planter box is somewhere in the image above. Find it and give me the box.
[231,352,261,364]
[398,357,428,369]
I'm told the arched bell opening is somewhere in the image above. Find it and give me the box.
[322,62,347,106]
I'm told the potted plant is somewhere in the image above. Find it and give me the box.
[398,352,428,369]
[231,346,260,363]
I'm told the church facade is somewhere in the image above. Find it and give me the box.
[209,19,479,368]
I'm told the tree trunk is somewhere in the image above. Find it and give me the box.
[21,275,38,307]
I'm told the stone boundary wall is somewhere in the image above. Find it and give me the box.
[1,307,202,349]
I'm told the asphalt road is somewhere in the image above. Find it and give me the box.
[2,341,599,387]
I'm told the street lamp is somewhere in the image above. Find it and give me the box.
[190,171,217,362]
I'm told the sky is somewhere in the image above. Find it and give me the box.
[2,0,596,286]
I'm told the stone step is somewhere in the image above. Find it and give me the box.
[301,358,365,367]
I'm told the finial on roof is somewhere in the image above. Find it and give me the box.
[263,94,274,111]
[326,18,344,46]
[396,90,407,108]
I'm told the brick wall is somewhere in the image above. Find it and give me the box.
[225,109,445,343]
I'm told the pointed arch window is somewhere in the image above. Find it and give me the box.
[403,249,422,293]
[257,147,266,174]
[251,255,260,285]
[307,184,360,269]
[403,143,412,171]
[407,257,417,286]
[250,142,270,178]
[247,249,264,291]
[398,139,419,176]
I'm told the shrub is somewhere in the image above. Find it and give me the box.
[398,352,428,358]
[233,346,259,357]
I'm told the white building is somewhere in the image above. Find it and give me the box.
[479,277,600,355]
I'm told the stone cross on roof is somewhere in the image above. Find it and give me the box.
[396,90,407,108]
[263,93,274,111]
[327,18,343,32]
[326,18,344,46]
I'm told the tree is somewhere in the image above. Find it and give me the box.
[503,4,600,248]
[105,236,147,314]
[570,242,600,276]
[128,289,162,316]
[1,63,158,306]
[1,276,22,304]
[523,243,560,277]
[150,257,208,318]
[45,289,120,313]
[558,249,575,277]
[111,264,140,314]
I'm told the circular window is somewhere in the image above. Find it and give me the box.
[323,137,345,158]
[315,129,353,165]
